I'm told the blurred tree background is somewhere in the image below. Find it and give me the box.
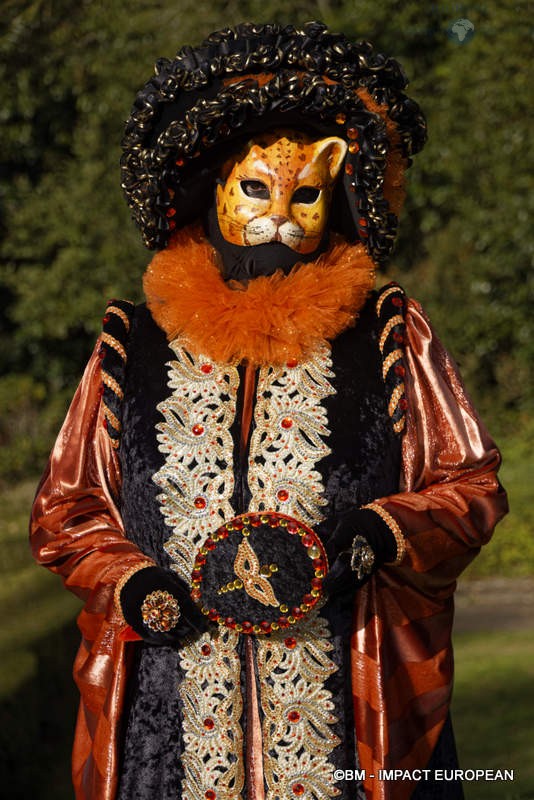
[1,2,533,797]
[0,0,532,481]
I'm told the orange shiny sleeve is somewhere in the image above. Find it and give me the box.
[352,300,508,800]
[380,299,508,590]
[30,341,153,595]
[29,340,153,800]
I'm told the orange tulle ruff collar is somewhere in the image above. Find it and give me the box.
[143,225,376,366]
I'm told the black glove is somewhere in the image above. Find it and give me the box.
[323,508,398,595]
[119,566,209,645]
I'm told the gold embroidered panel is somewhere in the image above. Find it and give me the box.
[179,628,245,800]
[154,342,239,585]
[257,610,342,799]
[248,343,336,526]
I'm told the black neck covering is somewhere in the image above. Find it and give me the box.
[204,201,329,283]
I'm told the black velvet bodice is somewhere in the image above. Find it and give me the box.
[118,293,402,563]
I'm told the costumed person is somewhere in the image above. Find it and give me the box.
[30,22,508,800]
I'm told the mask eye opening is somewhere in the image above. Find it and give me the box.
[241,180,270,199]
[292,186,320,204]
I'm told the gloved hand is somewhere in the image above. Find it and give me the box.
[323,507,399,595]
[118,566,209,645]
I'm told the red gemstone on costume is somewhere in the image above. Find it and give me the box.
[392,296,403,307]
[233,519,244,530]
[166,207,176,217]
[288,710,301,722]
[205,791,216,800]
[301,534,314,547]
[345,163,354,176]
[269,514,280,526]
[260,621,272,633]
[242,620,253,633]
[201,644,212,656]
[194,496,207,510]
[292,607,304,620]
[278,616,290,629]
[200,364,213,374]
[277,489,289,502]
[303,594,315,606]
[208,609,219,622]
[102,315,110,324]
[292,783,305,796]
[287,522,299,534]
[195,553,207,566]
[168,220,176,230]
[204,537,216,550]
[281,417,293,429]
[394,364,405,377]
[191,589,201,601]
[311,578,323,590]
[358,217,367,227]
[249,515,261,527]
[349,141,360,153]
[225,617,236,628]
[284,636,297,649]
[393,332,404,343]
[347,127,359,139]
[399,398,408,410]
[286,358,298,368]
[203,717,215,730]
[175,158,185,167]
[192,423,205,436]
[312,558,325,569]
[191,570,203,582]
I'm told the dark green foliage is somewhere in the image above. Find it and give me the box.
[0,0,532,481]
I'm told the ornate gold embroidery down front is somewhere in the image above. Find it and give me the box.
[248,343,335,525]
[154,341,239,584]
[153,340,245,799]
[257,611,342,799]
[179,628,244,800]
[153,339,341,800]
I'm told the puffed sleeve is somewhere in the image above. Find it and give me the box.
[30,342,153,596]
[351,298,508,800]
[29,339,153,800]
[378,298,508,591]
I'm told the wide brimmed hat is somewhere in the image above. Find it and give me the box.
[121,22,426,265]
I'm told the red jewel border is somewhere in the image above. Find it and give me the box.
[190,511,328,635]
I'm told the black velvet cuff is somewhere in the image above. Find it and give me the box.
[120,566,209,644]
[326,507,397,565]
[323,507,399,595]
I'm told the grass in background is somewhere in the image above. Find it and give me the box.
[453,630,534,800]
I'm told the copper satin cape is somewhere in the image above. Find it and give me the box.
[30,299,507,800]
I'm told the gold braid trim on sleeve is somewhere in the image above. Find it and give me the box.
[113,561,155,620]
[362,501,406,565]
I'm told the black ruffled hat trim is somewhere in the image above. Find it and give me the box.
[121,21,427,264]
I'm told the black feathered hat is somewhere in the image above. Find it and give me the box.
[121,21,426,265]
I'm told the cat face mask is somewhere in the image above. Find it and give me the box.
[216,130,347,256]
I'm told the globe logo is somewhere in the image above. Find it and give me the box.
[447,18,475,44]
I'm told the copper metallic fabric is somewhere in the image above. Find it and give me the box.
[29,300,507,800]
[30,346,155,800]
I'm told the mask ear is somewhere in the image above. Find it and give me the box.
[312,137,348,179]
